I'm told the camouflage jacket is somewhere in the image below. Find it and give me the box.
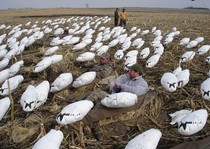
[90,63,113,79]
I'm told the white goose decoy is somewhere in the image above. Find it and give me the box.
[0,58,10,71]
[139,47,150,59]
[90,42,103,52]
[67,36,80,45]
[194,37,204,43]
[9,60,24,77]
[76,52,95,62]
[122,41,131,51]
[169,109,192,125]
[186,40,198,48]
[173,66,182,76]
[0,49,7,59]
[130,26,137,32]
[50,73,73,92]
[50,55,63,64]
[179,51,195,63]
[0,75,24,96]
[161,72,178,92]
[124,50,138,60]
[197,45,210,55]
[108,38,119,48]
[114,49,124,60]
[0,68,10,85]
[179,37,190,46]
[44,46,59,56]
[35,80,50,108]
[151,26,157,33]
[32,129,64,149]
[96,45,109,56]
[50,37,64,46]
[125,128,162,149]
[205,56,210,64]
[72,42,87,51]
[72,71,96,88]
[81,38,92,45]
[56,100,94,125]
[141,30,150,35]
[178,109,208,135]
[101,92,137,108]
[154,44,164,56]
[20,85,38,112]
[153,29,161,36]
[33,57,52,73]
[200,78,210,100]
[145,54,161,68]
[132,38,142,47]
[176,69,190,88]
[163,36,174,45]
[124,58,137,71]
[0,97,10,121]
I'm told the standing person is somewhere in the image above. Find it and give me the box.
[114,8,119,26]
[119,8,128,27]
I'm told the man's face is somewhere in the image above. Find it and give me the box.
[100,57,109,64]
[129,69,137,79]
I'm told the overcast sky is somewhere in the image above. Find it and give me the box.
[0,0,209,10]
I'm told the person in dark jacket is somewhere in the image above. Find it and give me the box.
[114,8,119,26]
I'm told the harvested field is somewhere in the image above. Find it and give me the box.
[0,7,210,149]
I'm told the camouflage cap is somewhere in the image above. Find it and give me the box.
[128,63,143,74]
[100,52,110,59]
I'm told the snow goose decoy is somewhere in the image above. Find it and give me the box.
[72,42,87,51]
[44,46,59,56]
[114,49,124,60]
[32,129,63,149]
[179,51,195,63]
[197,45,210,55]
[186,40,198,48]
[161,72,178,92]
[139,47,150,59]
[21,80,50,112]
[177,109,208,135]
[72,71,96,88]
[0,97,10,121]
[0,58,10,71]
[76,52,95,62]
[176,69,190,88]
[169,109,192,125]
[56,100,94,125]
[90,42,103,52]
[50,73,73,92]
[125,128,162,149]
[0,75,24,96]
[179,37,190,46]
[20,85,38,112]
[200,78,210,100]
[101,92,137,108]
[0,69,10,84]
[194,37,204,43]
[145,54,161,68]
[9,60,24,77]
[205,56,210,64]
[33,57,52,73]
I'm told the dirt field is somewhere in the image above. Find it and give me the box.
[0,8,210,149]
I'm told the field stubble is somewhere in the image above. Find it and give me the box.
[0,8,210,149]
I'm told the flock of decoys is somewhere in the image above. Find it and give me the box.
[0,13,210,148]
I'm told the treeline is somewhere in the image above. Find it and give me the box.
[184,6,209,10]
